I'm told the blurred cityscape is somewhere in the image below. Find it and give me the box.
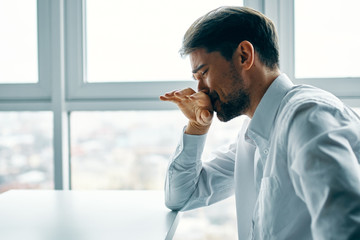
[0,112,53,193]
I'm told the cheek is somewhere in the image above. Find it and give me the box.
[206,71,223,89]
[215,79,234,99]
[207,69,234,98]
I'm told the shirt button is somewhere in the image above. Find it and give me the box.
[263,148,269,155]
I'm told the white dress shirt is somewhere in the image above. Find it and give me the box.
[165,73,360,240]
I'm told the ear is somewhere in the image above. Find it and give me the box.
[233,41,254,71]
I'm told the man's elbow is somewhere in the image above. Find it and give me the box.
[165,201,182,211]
[165,195,185,211]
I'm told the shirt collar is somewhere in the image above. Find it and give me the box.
[245,73,294,145]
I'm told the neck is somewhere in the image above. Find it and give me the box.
[245,67,281,118]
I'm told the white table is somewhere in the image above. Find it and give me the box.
[0,190,180,240]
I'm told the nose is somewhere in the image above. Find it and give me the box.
[197,79,209,93]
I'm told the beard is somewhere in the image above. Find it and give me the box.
[208,65,250,122]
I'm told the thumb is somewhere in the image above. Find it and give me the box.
[200,110,213,124]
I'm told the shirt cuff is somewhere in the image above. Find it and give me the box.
[172,126,207,164]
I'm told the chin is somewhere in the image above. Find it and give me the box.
[216,112,236,122]
[216,109,246,122]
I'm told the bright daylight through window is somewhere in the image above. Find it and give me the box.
[85,0,243,82]
[295,0,360,78]
[0,0,38,83]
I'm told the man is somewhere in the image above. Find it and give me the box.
[160,6,360,240]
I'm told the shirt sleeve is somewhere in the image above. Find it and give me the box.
[287,102,360,240]
[164,127,237,211]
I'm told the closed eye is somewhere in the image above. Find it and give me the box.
[192,67,208,81]
[201,69,208,76]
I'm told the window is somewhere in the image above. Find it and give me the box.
[1,0,357,191]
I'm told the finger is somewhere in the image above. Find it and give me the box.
[160,90,179,101]
[189,92,213,111]
[161,88,195,100]
[159,95,172,101]
[189,91,208,100]
[159,96,182,104]
[163,90,177,97]
[174,88,196,99]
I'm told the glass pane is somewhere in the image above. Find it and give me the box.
[70,111,244,190]
[70,111,185,190]
[0,0,38,83]
[295,0,360,78]
[85,0,243,82]
[0,112,53,193]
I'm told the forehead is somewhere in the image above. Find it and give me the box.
[189,49,205,70]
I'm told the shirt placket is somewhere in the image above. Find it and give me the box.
[247,132,270,240]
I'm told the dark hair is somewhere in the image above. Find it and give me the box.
[180,6,279,70]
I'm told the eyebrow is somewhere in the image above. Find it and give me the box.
[192,64,206,74]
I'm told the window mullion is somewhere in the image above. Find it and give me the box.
[49,0,70,190]
[278,0,295,79]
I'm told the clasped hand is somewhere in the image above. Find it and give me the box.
[160,88,214,135]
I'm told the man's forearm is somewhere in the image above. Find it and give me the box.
[164,131,207,210]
